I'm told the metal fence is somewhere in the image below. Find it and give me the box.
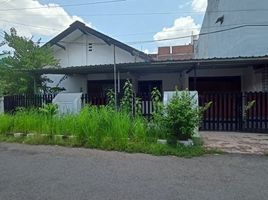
[199,92,268,133]
[3,92,268,133]
[4,94,56,112]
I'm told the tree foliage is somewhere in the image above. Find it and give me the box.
[0,28,58,95]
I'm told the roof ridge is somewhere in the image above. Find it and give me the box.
[46,20,151,61]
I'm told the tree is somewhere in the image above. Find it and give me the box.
[0,28,59,95]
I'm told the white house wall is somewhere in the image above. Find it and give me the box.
[54,75,87,93]
[54,33,144,67]
[195,0,268,58]
[46,31,145,91]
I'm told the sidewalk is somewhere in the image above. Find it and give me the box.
[200,131,268,155]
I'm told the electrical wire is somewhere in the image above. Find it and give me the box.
[128,24,268,45]
[39,24,268,46]
[2,17,268,39]
[1,21,268,46]
[2,8,268,15]
[0,0,127,12]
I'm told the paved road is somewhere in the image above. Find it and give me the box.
[0,143,268,200]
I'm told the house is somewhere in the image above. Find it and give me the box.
[34,1,268,133]
[43,21,199,97]
[42,19,268,97]
[0,1,266,132]
[44,21,151,95]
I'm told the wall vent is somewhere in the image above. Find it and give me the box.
[88,43,93,52]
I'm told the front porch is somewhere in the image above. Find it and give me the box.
[41,57,267,97]
[7,57,266,133]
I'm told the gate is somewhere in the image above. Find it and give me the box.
[199,92,268,133]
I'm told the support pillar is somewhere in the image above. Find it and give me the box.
[0,97,4,114]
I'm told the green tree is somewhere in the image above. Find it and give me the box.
[0,28,59,95]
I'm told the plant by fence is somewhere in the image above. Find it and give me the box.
[3,91,268,133]
[199,92,268,133]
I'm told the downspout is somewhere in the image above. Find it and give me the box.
[113,45,117,109]
[117,70,121,94]
[193,65,197,91]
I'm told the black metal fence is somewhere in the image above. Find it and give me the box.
[3,92,268,133]
[4,94,56,112]
[81,94,107,106]
[244,92,268,133]
[199,92,268,133]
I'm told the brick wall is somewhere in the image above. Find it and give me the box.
[153,44,194,61]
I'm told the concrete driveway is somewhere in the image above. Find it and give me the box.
[201,131,268,155]
[0,143,268,200]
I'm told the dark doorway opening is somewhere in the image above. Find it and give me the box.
[87,80,126,97]
[189,76,241,94]
[138,80,162,95]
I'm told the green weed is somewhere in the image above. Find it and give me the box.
[0,106,206,157]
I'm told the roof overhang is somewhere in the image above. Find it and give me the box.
[29,56,268,75]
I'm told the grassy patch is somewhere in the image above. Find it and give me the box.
[0,134,206,157]
[0,106,207,158]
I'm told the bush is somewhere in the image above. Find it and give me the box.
[151,89,211,144]
[165,91,201,142]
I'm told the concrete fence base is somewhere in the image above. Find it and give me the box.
[0,97,4,114]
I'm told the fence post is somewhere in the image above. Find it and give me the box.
[0,96,4,114]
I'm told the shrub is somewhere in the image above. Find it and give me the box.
[164,91,201,142]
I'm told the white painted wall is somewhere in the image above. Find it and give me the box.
[195,0,268,58]
[46,30,145,92]
[51,74,87,93]
[54,32,144,67]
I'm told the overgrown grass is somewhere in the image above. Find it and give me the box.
[0,106,206,157]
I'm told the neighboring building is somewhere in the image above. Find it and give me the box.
[195,0,268,59]
[150,45,194,61]
[193,0,268,92]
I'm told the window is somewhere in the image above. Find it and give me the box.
[138,81,162,95]
[87,80,126,97]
